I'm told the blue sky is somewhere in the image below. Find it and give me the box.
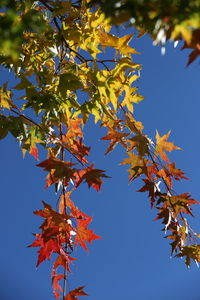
[1,30,200,300]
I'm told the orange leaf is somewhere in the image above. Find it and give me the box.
[166,162,188,180]
[120,153,150,181]
[154,130,181,162]
[59,194,88,219]
[75,217,101,252]
[101,128,129,155]
[157,168,172,189]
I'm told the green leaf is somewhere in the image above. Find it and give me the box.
[58,73,83,96]
[0,115,9,139]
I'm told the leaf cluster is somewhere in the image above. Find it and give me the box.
[0,0,200,299]
[92,0,200,64]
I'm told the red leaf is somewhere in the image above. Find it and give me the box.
[65,286,88,300]
[52,269,64,299]
[72,138,90,163]
[53,255,77,272]
[75,217,101,252]
[29,202,73,267]
[36,238,60,267]
[29,144,39,160]
[75,164,110,191]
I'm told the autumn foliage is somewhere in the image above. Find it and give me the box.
[0,0,200,299]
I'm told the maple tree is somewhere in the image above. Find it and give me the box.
[0,0,200,299]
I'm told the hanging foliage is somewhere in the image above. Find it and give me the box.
[0,0,200,299]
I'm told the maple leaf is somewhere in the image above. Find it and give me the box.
[0,84,16,110]
[29,144,39,161]
[128,135,149,156]
[29,235,61,267]
[120,153,151,181]
[169,235,182,256]
[146,163,159,180]
[176,245,200,268]
[138,179,157,207]
[154,130,181,162]
[75,165,110,191]
[157,167,172,189]
[52,270,64,299]
[166,162,188,181]
[72,138,90,164]
[53,255,77,272]
[22,131,43,160]
[30,202,74,267]
[37,156,77,174]
[99,32,139,56]
[75,217,101,252]
[101,128,129,155]
[157,162,188,189]
[171,193,199,214]
[37,155,77,188]
[65,286,88,300]
[160,193,199,217]
[59,194,88,219]
[34,201,72,230]
[155,206,170,222]
[63,118,83,140]
[122,88,143,112]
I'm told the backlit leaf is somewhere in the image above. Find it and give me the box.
[65,286,88,300]
[154,130,181,162]
[75,217,101,252]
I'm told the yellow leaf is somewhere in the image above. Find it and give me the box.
[112,57,140,78]
[99,32,139,55]
[121,85,143,112]
[171,24,192,45]
[0,87,14,110]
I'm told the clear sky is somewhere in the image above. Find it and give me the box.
[1,29,200,300]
